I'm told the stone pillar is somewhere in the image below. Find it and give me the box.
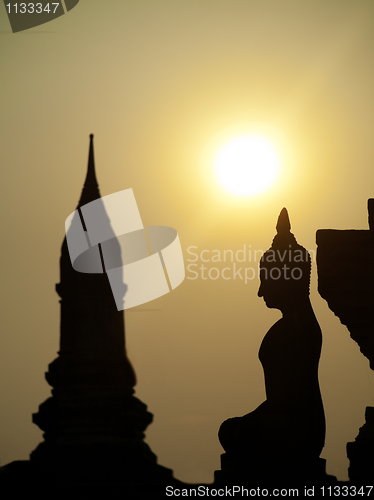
[316,200,374,482]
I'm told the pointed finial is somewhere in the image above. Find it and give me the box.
[87,134,96,184]
[276,207,291,234]
[77,134,101,207]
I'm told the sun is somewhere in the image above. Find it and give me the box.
[214,135,280,195]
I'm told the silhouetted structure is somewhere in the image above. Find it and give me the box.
[0,136,176,493]
[317,200,374,482]
[216,209,327,483]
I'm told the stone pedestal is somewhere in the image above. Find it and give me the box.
[214,454,333,485]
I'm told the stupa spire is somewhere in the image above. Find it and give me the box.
[78,134,101,207]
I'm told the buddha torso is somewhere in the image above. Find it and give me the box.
[257,310,325,457]
[219,309,325,463]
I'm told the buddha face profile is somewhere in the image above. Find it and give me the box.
[258,208,311,311]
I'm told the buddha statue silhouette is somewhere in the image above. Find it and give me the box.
[218,208,325,480]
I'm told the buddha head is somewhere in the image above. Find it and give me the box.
[258,208,311,310]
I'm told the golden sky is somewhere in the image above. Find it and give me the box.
[1,0,374,483]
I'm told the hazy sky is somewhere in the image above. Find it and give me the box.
[1,0,374,483]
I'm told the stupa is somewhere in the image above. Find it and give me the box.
[1,136,176,489]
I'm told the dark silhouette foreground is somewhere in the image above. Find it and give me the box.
[0,136,177,495]
[317,199,374,483]
[217,209,328,483]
